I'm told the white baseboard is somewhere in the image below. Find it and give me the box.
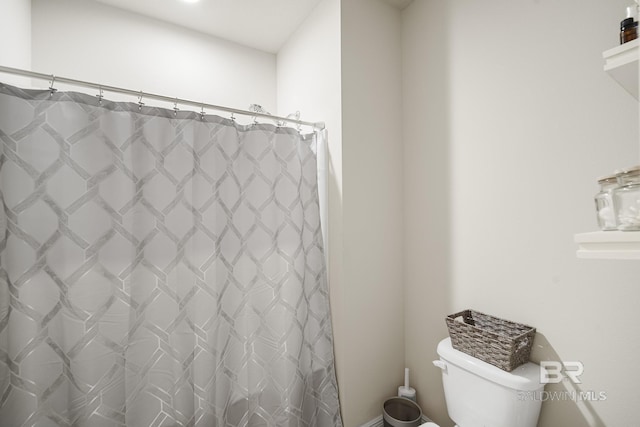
[359,415,433,427]
[359,415,383,427]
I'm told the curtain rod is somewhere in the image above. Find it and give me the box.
[0,65,325,130]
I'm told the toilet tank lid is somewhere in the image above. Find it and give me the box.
[437,338,543,392]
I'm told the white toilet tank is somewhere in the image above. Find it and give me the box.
[434,338,544,427]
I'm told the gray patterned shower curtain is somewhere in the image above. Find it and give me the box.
[0,82,342,427]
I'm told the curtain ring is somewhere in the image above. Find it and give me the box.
[200,105,205,121]
[138,91,144,110]
[49,75,57,97]
[96,86,104,105]
[173,98,179,117]
[295,111,302,133]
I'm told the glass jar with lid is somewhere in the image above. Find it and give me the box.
[613,166,640,231]
[594,174,619,230]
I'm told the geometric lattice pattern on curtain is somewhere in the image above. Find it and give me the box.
[0,82,342,427]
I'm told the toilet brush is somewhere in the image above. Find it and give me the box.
[398,367,417,401]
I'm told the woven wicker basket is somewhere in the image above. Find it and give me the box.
[445,309,536,372]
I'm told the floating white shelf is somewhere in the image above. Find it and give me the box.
[578,44,640,260]
[575,231,640,260]
[603,39,639,100]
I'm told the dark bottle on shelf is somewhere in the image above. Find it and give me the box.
[620,6,638,44]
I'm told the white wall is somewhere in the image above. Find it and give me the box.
[403,0,640,426]
[31,0,276,117]
[0,0,31,87]
[340,0,404,425]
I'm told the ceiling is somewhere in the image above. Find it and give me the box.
[93,0,413,53]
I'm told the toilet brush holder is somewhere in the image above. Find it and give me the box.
[398,386,416,401]
[398,368,416,401]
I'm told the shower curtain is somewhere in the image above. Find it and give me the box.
[0,82,342,427]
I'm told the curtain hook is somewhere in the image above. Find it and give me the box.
[173,98,179,117]
[48,75,57,97]
[293,111,302,133]
[284,111,301,132]
[96,86,104,105]
[200,105,205,121]
[138,91,144,110]
[230,112,236,122]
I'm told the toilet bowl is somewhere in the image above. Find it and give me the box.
[433,338,544,427]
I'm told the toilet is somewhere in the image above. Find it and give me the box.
[429,337,544,427]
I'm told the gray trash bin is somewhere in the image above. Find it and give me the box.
[382,397,422,427]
